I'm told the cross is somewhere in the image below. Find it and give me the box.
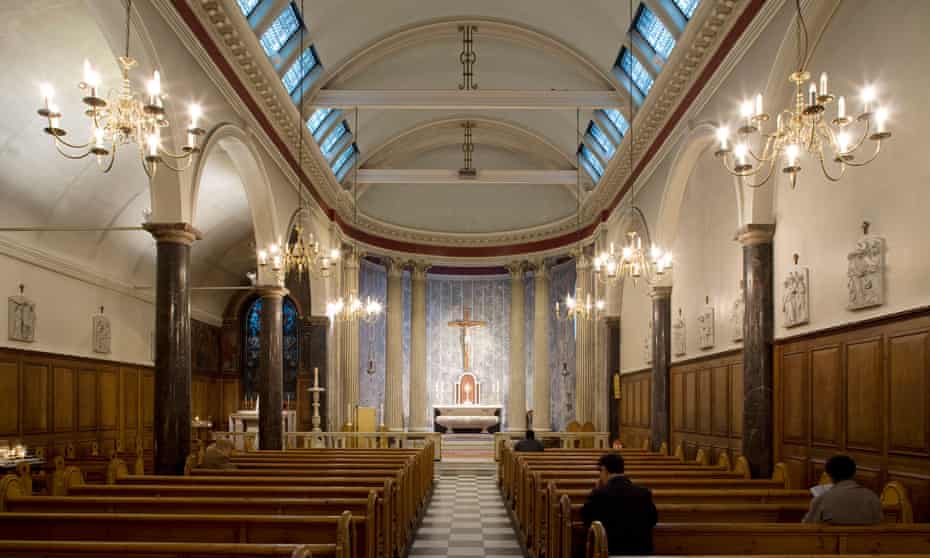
[447,307,487,371]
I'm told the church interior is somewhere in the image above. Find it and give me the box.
[1,0,929,556]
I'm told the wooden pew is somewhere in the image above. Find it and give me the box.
[0,511,352,558]
[0,541,316,558]
[583,521,930,558]
[0,475,380,558]
[552,484,915,558]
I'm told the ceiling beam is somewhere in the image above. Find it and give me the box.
[357,169,579,185]
[312,90,624,110]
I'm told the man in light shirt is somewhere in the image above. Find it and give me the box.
[803,455,882,524]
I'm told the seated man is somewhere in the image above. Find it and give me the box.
[513,429,544,452]
[201,439,237,470]
[581,453,657,555]
[803,454,882,524]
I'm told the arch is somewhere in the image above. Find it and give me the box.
[190,123,281,283]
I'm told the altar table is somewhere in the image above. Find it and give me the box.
[433,404,501,434]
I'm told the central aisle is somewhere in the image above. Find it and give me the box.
[411,465,524,557]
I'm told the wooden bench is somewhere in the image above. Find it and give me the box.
[583,521,930,558]
[0,541,315,558]
[0,511,352,558]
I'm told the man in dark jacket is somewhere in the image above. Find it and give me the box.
[581,453,658,555]
[514,429,545,452]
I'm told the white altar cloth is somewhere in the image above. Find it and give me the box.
[433,404,501,433]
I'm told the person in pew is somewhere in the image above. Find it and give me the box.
[202,439,237,470]
[581,453,657,556]
[514,430,545,452]
[803,454,882,525]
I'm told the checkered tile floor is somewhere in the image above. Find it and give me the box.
[411,469,524,557]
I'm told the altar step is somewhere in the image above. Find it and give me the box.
[441,434,495,463]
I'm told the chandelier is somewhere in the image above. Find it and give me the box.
[37,0,202,178]
[715,0,890,188]
[326,291,383,324]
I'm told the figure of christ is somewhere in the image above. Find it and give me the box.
[447,307,487,371]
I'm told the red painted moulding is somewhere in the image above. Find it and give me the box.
[172,0,767,258]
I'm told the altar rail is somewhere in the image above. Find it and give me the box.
[493,431,610,461]
[212,431,443,460]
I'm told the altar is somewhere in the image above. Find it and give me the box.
[227,409,297,450]
[433,404,501,433]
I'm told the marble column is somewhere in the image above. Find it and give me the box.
[144,222,199,475]
[532,262,551,431]
[740,224,775,478]
[340,249,360,427]
[650,285,672,453]
[507,262,527,431]
[408,261,430,431]
[384,259,405,430]
[257,286,287,450]
[326,256,343,431]
[574,253,596,424]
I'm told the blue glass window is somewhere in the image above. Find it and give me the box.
[259,4,301,56]
[618,48,654,95]
[336,152,357,182]
[635,5,676,61]
[243,297,300,400]
[236,0,260,17]
[281,46,319,94]
[588,122,615,158]
[321,122,348,158]
[332,143,357,176]
[307,108,333,135]
[580,146,604,180]
[601,109,629,137]
[673,0,700,19]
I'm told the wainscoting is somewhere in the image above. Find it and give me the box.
[619,369,651,449]
[775,308,930,521]
[671,351,743,463]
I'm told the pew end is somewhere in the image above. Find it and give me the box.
[771,462,791,488]
[658,442,668,456]
[674,443,684,461]
[733,456,751,479]
[106,458,129,484]
[717,452,731,471]
[585,521,608,558]
[694,449,709,466]
[881,481,914,524]
[0,474,27,510]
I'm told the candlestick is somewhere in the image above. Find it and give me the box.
[808,83,818,106]
[313,367,319,388]
[837,96,846,120]
[754,93,763,117]
[819,72,828,97]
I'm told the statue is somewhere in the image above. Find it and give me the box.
[672,308,686,357]
[782,258,810,328]
[8,285,35,343]
[447,307,487,371]
[847,225,884,310]
[697,306,714,350]
[643,321,653,365]
[92,307,111,354]
[730,281,744,342]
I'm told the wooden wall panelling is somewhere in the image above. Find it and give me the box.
[619,370,651,449]
[697,368,712,435]
[811,345,843,448]
[21,359,49,434]
[887,330,929,455]
[77,369,97,432]
[781,350,809,444]
[711,365,729,437]
[729,363,743,437]
[684,371,697,432]
[0,353,20,436]
[846,337,884,453]
[52,365,75,433]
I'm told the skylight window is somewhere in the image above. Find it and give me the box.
[588,123,615,158]
[307,108,333,135]
[281,46,318,94]
[580,146,604,180]
[619,48,654,96]
[635,5,676,60]
[601,109,629,137]
[236,0,260,17]
[259,4,301,56]
[332,144,357,177]
[321,122,348,158]
[673,0,700,19]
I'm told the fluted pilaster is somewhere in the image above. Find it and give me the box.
[532,261,551,431]
[507,262,527,431]
[574,253,596,424]
[408,261,431,431]
[384,259,405,430]
[340,250,360,426]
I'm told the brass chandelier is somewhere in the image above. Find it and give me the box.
[37,0,203,178]
[715,0,891,188]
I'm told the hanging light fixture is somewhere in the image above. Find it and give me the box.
[555,109,605,322]
[714,0,891,189]
[593,0,672,286]
[325,106,383,324]
[37,0,203,178]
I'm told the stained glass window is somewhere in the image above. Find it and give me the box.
[674,0,700,19]
[282,46,319,94]
[243,297,300,400]
[618,48,654,96]
[321,122,348,158]
[259,4,301,56]
[635,5,676,61]
[588,122,615,158]
[601,109,629,137]
[236,0,260,17]
[307,108,333,135]
[580,146,604,181]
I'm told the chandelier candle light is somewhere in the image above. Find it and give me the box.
[715,1,890,188]
[37,0,203,177]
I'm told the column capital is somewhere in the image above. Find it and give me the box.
[737,224,776,246]
[385,257,405,278]
[143,222,202,245]
[409,260,431,280]
[649,285,672,299]
[254,285,289,299]
[506,261,526,279]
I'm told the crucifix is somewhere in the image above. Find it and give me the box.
[447,307,487,371]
